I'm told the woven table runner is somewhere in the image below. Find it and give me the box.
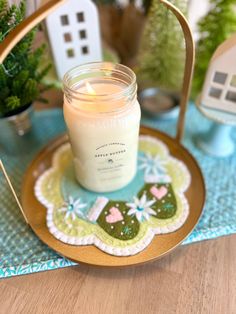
[0,106,235,278]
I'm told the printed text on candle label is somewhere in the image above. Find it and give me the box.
[94,143,128,180]
[95,150,126,158]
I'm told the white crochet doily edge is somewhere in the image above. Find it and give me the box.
[34,135,191,257]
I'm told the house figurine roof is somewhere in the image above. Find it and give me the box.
[212,33,236,62]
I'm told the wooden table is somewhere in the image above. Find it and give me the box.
[1,90,235,313]
[1,236,235,313]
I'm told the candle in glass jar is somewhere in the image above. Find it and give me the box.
[63,62,141,192]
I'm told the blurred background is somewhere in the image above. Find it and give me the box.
[3,0,236,113]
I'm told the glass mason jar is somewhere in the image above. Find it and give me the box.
[63,62,141,192]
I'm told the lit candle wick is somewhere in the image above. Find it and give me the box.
[86,82,96,95]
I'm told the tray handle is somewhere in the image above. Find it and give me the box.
[160,0,195,142]
[0,160,29,224]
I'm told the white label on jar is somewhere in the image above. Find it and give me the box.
[72,131,139,192]
[95,142,127,182]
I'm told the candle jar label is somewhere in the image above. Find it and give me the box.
[71,127,140,192]
[95,141,128,177]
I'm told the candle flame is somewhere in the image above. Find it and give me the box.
[86,82,96,95]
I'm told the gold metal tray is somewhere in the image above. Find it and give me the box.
[21,126,205,267]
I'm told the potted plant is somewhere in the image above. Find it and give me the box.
[135,0,187,120]
[0,0,51,153]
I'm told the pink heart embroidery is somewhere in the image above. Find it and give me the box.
[106,207,123,224]
[150,186,168,200]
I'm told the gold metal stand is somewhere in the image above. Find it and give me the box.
[160,0,195,142]
[21,127,205,266]
[0,160,29,224]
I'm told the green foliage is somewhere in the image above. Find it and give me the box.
[5,96,20,111]
[0,0,51,117]
[192,0,236,98]
[137,0,187,91]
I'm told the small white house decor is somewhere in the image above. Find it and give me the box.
[201,33,236,114]
[45,0,102,79]
[196,33,236,157]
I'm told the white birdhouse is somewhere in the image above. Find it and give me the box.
[45,0,102,80]
[201,33,236,114]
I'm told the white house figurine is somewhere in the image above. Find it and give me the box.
[201,33,236,114]
[45,0,102,80]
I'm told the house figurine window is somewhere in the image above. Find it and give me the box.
[201,33,236,114]
[45,0,102,80]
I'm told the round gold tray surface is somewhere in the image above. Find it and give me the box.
[21,126,205,267]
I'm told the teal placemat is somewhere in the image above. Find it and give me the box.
[0,106,236,278]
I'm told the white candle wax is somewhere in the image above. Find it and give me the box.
[63,63,141,192]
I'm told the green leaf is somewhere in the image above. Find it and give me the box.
[0,86,9,100]
[6,96,20,110]
[0,0,51,116]
[20,78,38,106]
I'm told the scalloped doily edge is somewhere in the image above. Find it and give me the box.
[34,135,191,256]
